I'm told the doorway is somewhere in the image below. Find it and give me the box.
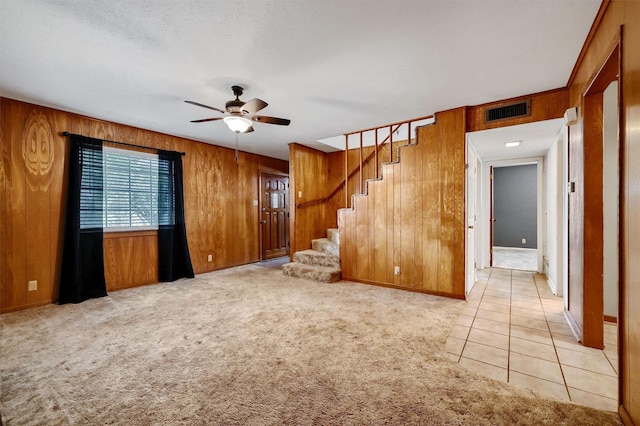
[566,43,619,349]
[492,164,538,272]
[465,142,478,294]
[259,171,290,260]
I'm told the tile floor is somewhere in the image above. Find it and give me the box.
[492,246,537,271]
[446,267,619,412]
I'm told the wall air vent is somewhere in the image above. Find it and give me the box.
[485,100,530,122]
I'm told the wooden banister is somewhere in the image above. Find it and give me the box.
[296,115,434,209]
[297,124,402,209]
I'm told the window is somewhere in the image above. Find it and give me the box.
[80,146,161,231]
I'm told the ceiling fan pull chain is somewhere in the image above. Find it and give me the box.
[235,131,239,166]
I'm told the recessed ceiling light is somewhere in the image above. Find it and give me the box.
[505,141,521,148]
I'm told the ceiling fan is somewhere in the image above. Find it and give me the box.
[185,85,291,133]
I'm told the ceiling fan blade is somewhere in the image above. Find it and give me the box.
[244,126,255,133]
[241,98,268,115]
[190,117,224,123]
[251,115,291,126]
[184,100,225,114]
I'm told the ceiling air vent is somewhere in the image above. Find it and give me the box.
[485,100,530,122]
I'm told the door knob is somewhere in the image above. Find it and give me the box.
[260,220,267,224]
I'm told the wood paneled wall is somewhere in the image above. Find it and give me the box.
[0,98,288,313]
[288,143,331,257]
[325,141,411,215]
[338,108,466,298]
[466,88,568,132]
[289,140,412,258]
[565,0,640,422]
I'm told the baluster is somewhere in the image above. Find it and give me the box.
[359,131,363,194]
[344,134,348,207]
[389,125,393,162]
[374,127,379,179]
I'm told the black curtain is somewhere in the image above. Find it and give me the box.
[158,151,194,281]
[59,135,108,304]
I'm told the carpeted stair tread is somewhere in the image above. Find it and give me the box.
[311,238,339,256]
[294,249,340,268]
[327,228,340,245]
[282,262,341,283]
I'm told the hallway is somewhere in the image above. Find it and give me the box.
[446,268,618,412]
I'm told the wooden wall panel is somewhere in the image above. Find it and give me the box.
[104,231,157,290]
[4,103,28,309]
[392,154,402,286]
[384,164,395,285]
[452,108,466,296]
[0,111,5,311]
[289,143,329,258]
[399,144,415,288]
[582,93,605,349]
[422,124,440,292]
[413,137,424,288]
[338,108,466,298]
[326,150,346,225]
[466,88,569,132]
[355,194,370,280]
[371,179,387,283]
[566,0,640,422]
[438,110,456,294]
[0,98,287,313]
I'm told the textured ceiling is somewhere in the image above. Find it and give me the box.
[0,0,601,160]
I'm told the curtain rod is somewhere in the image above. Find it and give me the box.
[61,132,186,156]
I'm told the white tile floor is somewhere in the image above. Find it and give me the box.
[492,246,537,271]
[446,268,618,412]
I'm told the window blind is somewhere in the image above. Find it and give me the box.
[80,146,160,230]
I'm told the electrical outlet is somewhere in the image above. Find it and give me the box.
[28,280,37,291]
[522,238,527,244]
[207,254,213,262]
[394,266,400,275]
[298,191,302,198]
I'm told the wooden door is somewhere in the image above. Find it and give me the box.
[260,173,290,260]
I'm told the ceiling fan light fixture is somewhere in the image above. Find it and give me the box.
[223,116,252,133]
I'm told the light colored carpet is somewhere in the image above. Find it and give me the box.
[0,264,620,425]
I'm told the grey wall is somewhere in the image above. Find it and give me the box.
[494,164,537,248]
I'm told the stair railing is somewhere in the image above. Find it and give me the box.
[296,115,434,209]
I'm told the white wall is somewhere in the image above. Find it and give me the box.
[603,81,619,319]
[543,132,564,295]
[466,141,480,294]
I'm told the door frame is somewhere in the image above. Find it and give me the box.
[566,40,620,349]
[258,170,290,261]
[465,139,479,294]
[480,157,544,273]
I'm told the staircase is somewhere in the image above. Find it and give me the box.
[282,228,341,283]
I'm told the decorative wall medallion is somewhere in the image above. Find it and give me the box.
[22,111,54,191]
